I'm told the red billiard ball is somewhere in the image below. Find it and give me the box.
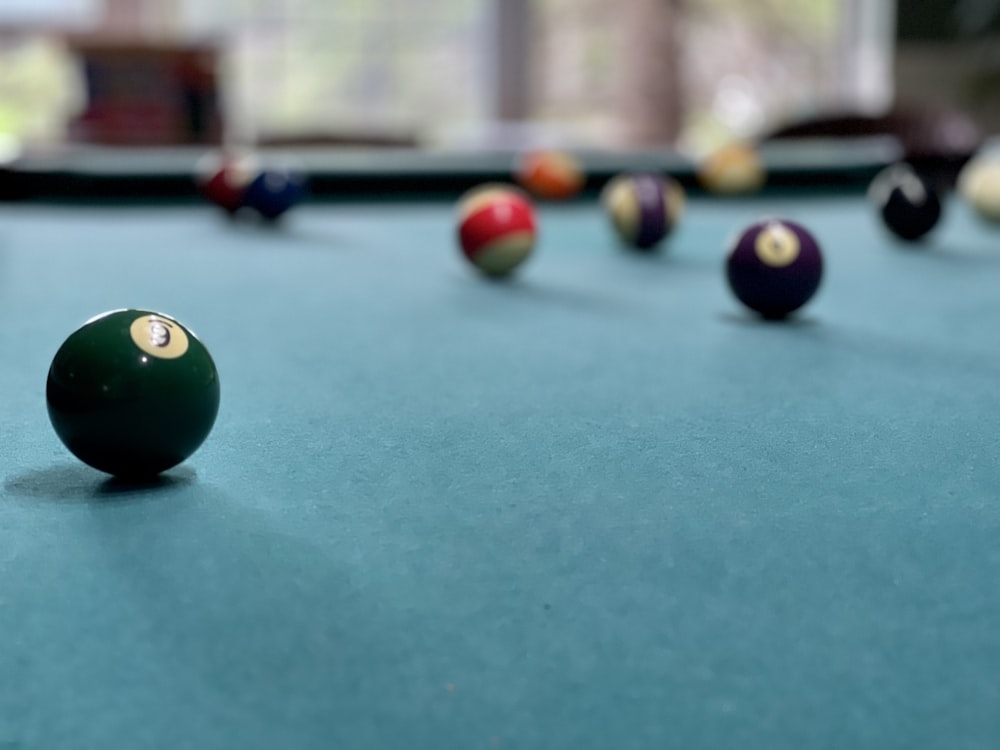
[196,151,259,215]
[726,219,823,319]
[515,150,585,201]
[457,184,537,277]
[601,173,685,251]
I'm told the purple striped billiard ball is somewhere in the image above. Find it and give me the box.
[726,219,823,319]
[602,173,685,251]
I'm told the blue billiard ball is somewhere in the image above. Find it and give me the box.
[242,167,306,221]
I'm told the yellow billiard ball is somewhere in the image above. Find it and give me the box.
[958,153,1000,224]
[697,143,766,195]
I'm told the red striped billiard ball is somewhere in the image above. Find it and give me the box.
[726,219,823,319]
[457,184,537,277]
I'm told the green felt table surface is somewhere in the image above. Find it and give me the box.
[0,190,998,749]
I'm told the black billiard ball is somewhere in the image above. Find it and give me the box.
[46,310,221,478]
[726,218,823,319]
[242,166,306,221]
[869,163,942,242]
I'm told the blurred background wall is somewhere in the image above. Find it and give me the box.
[895,0,1000,131]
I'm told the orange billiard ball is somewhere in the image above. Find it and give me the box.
[515,149,586,201]
[457,184,537,277]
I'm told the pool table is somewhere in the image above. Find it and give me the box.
[0,142,998,750]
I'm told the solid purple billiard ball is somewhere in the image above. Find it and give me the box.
[242,166,306,221]
[726,219,823,319]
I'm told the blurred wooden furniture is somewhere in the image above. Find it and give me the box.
[67,38,222,146]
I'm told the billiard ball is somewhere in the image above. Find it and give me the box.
[46,310,221,478]
[698,143,766,195]
[726,219,823,319]
[515,150,585,201]
[457,184,537,277]
[868,163,942,241]
[242,165,307,221]
[196,151,259,215]
[958,152,1000,224]
[601,173,685,251]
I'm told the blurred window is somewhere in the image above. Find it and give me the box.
[533,0,894,150]
[178,0,487,146]
[0,0,97,26]
[0,0,894,150]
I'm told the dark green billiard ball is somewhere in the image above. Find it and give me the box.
[46,309,220,478]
